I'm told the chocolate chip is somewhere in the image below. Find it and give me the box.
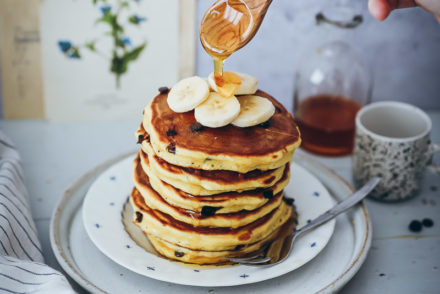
[137,134,144,144]
[158,86,169,94]
[409,220,422,232]
[263,190,274,199]
[167,143,176,154]
[190,123,204,133]
[166,129,177,137]
[201,206,221,217]
[259,121,270,128]
[284,197,294,206]
[235,244,245,251]
[174,251,184,257]
[135,211,143,223]
[422,218,434,228]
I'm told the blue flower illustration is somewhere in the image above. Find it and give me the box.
[121,37,131,46]
[100,5,111,15]
[58,41,72,53]
[59,0,147,88]
[68,50,80,59]
[129,15,147,24]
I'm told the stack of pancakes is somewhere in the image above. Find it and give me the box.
[130,89,301,264]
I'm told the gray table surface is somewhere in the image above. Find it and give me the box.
[0,112,439,294]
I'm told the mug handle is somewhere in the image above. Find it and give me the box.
[427,143,440,174]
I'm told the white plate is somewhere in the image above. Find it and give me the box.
[81,156,336,287]
[50,153,372,294]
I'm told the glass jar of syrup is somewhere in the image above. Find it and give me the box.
[294,6,371,156]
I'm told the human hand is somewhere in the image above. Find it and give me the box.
[368,0,440,21]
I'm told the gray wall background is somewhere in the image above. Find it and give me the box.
[0,0,438,117]
[196,0,440,112]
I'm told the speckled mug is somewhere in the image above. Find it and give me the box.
[353,101,440,202]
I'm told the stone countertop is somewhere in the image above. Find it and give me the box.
[0,111,439,293]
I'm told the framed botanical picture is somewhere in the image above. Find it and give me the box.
[0,0,196,121]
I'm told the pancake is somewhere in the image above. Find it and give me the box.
[144,214,295,265]
[142,89,301,173]
[136,152,290,214]
[133,154,286,228]
[130,187,294,251]
[139,143,287,195]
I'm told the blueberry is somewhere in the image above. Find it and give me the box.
[135,211,143,223]
[201,206,221,217]
[190,123,204,133]
[259,121,270,128]
[167,143,176,154]
[284,197,294,206]
[158,86,169,94]
[408,220,422,232]
[166,129,177,137]
[422,218,434,228]
[174,251,184,257]
[263,190,273,199]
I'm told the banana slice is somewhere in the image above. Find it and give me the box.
[232,95,275,127]
[167,76,209,113]
[194,93,240,128]
[208,72,258,96]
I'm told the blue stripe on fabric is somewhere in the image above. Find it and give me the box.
[0,210,42,256]
[0,215,34,261]
[0,184,29,210]
[0,160,25,183]
[0,175,17,185]
[0,262,62,276]
[0,195,37,235]
[0,239,12,256]
[0,287,25,294]
[0,139,17,150]
[0,175,27,200]
[0,272,43,285]
[0,225,20,258]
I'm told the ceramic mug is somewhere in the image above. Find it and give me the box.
[352,101,440,202]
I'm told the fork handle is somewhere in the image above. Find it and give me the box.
[295,177,380,236]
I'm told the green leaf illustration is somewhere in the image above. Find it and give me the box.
[93,0,107,5]
[60,0,147,88]
[85,41,96,51]
[70,47,81,58]
[110,42,146,75]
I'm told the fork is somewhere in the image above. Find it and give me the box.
[227,177,380,266]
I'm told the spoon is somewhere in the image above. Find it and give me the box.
[228,177,380,266]
[200,0,273,59]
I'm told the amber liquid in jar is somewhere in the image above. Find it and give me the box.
[294,94,362,156]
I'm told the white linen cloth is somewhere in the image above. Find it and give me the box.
[0,131,75,294]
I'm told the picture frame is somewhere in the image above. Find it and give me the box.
[0,0,196,121]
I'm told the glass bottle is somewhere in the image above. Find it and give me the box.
[293,6,372,156]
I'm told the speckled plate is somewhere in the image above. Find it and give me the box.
[50,153,372,293]
[81,155,335,287]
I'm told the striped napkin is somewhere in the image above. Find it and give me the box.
[0,132,75,294]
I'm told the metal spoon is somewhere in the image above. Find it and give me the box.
[228,177,380,266]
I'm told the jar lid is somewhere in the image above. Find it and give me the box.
[316,6,362,29]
